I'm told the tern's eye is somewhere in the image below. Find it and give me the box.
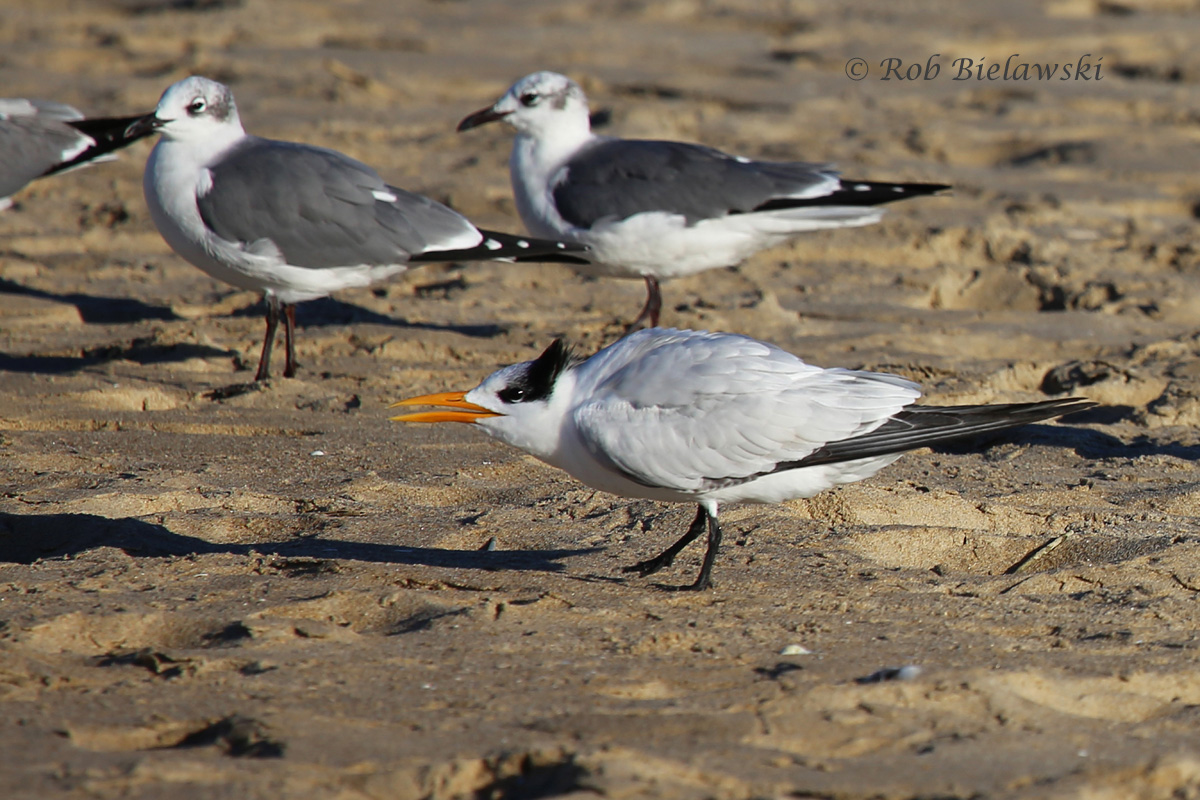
[498,385,527,403]
[187,98,207,116]
[518,92,540,108]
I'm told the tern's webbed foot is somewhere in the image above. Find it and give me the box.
[621,551,676,577]
[621,505,709,581]
[649,576,713,592]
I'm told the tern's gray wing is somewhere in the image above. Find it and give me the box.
[197,136,482,269]
[551,138,840,228]
[571,330,922,492]
[0,100,89,199]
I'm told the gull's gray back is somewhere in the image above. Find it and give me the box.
[197,136,479,269]
[552,138,838,228]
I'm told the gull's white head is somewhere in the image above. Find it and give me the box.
[457,71,590,141]
[128,76,244,149]
[391,338,578,460]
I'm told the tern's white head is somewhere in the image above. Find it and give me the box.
[128,76,244,155]
[391,338,578,460]
[457,71,591,142]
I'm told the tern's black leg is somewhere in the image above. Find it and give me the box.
[623,505,707,577]
[687,511,723,592]
[255,296,281,381]
[626,275,663,332]
[282,303,298,378]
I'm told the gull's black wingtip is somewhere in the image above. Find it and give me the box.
[408,229,591,266]
[753,180,950,212]
[40,113,157,178]
[836,180,952,204]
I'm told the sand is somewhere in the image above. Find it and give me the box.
[3,0,1200,797]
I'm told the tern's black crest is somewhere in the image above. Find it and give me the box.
[498,339,574,404]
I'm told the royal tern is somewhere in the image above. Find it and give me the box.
[0,98,151,210]
[457,71,948,328]
[126,76,588,381]
[393,328,1093,590]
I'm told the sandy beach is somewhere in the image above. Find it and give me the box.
[3,0,1200,797]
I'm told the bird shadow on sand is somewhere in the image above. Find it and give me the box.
[0,512,594,573]
[0,279,503,374]
[236,295,506,339]
[931,415,1200,462]
[0,276,178,324]
[0,339,231,375]
[0,276,231,374]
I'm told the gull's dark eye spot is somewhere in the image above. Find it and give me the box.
[187,98,207,116]
[519,92,540,108]
[498,386,527,404]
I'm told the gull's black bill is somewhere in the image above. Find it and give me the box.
[124,113,164,140]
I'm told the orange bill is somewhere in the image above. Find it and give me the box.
[389,391,501,424]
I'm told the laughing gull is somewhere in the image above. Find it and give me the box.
[458,71,949,329]
[0,98,152,210]
[393,328,1093,590]
[127,76,588,381]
